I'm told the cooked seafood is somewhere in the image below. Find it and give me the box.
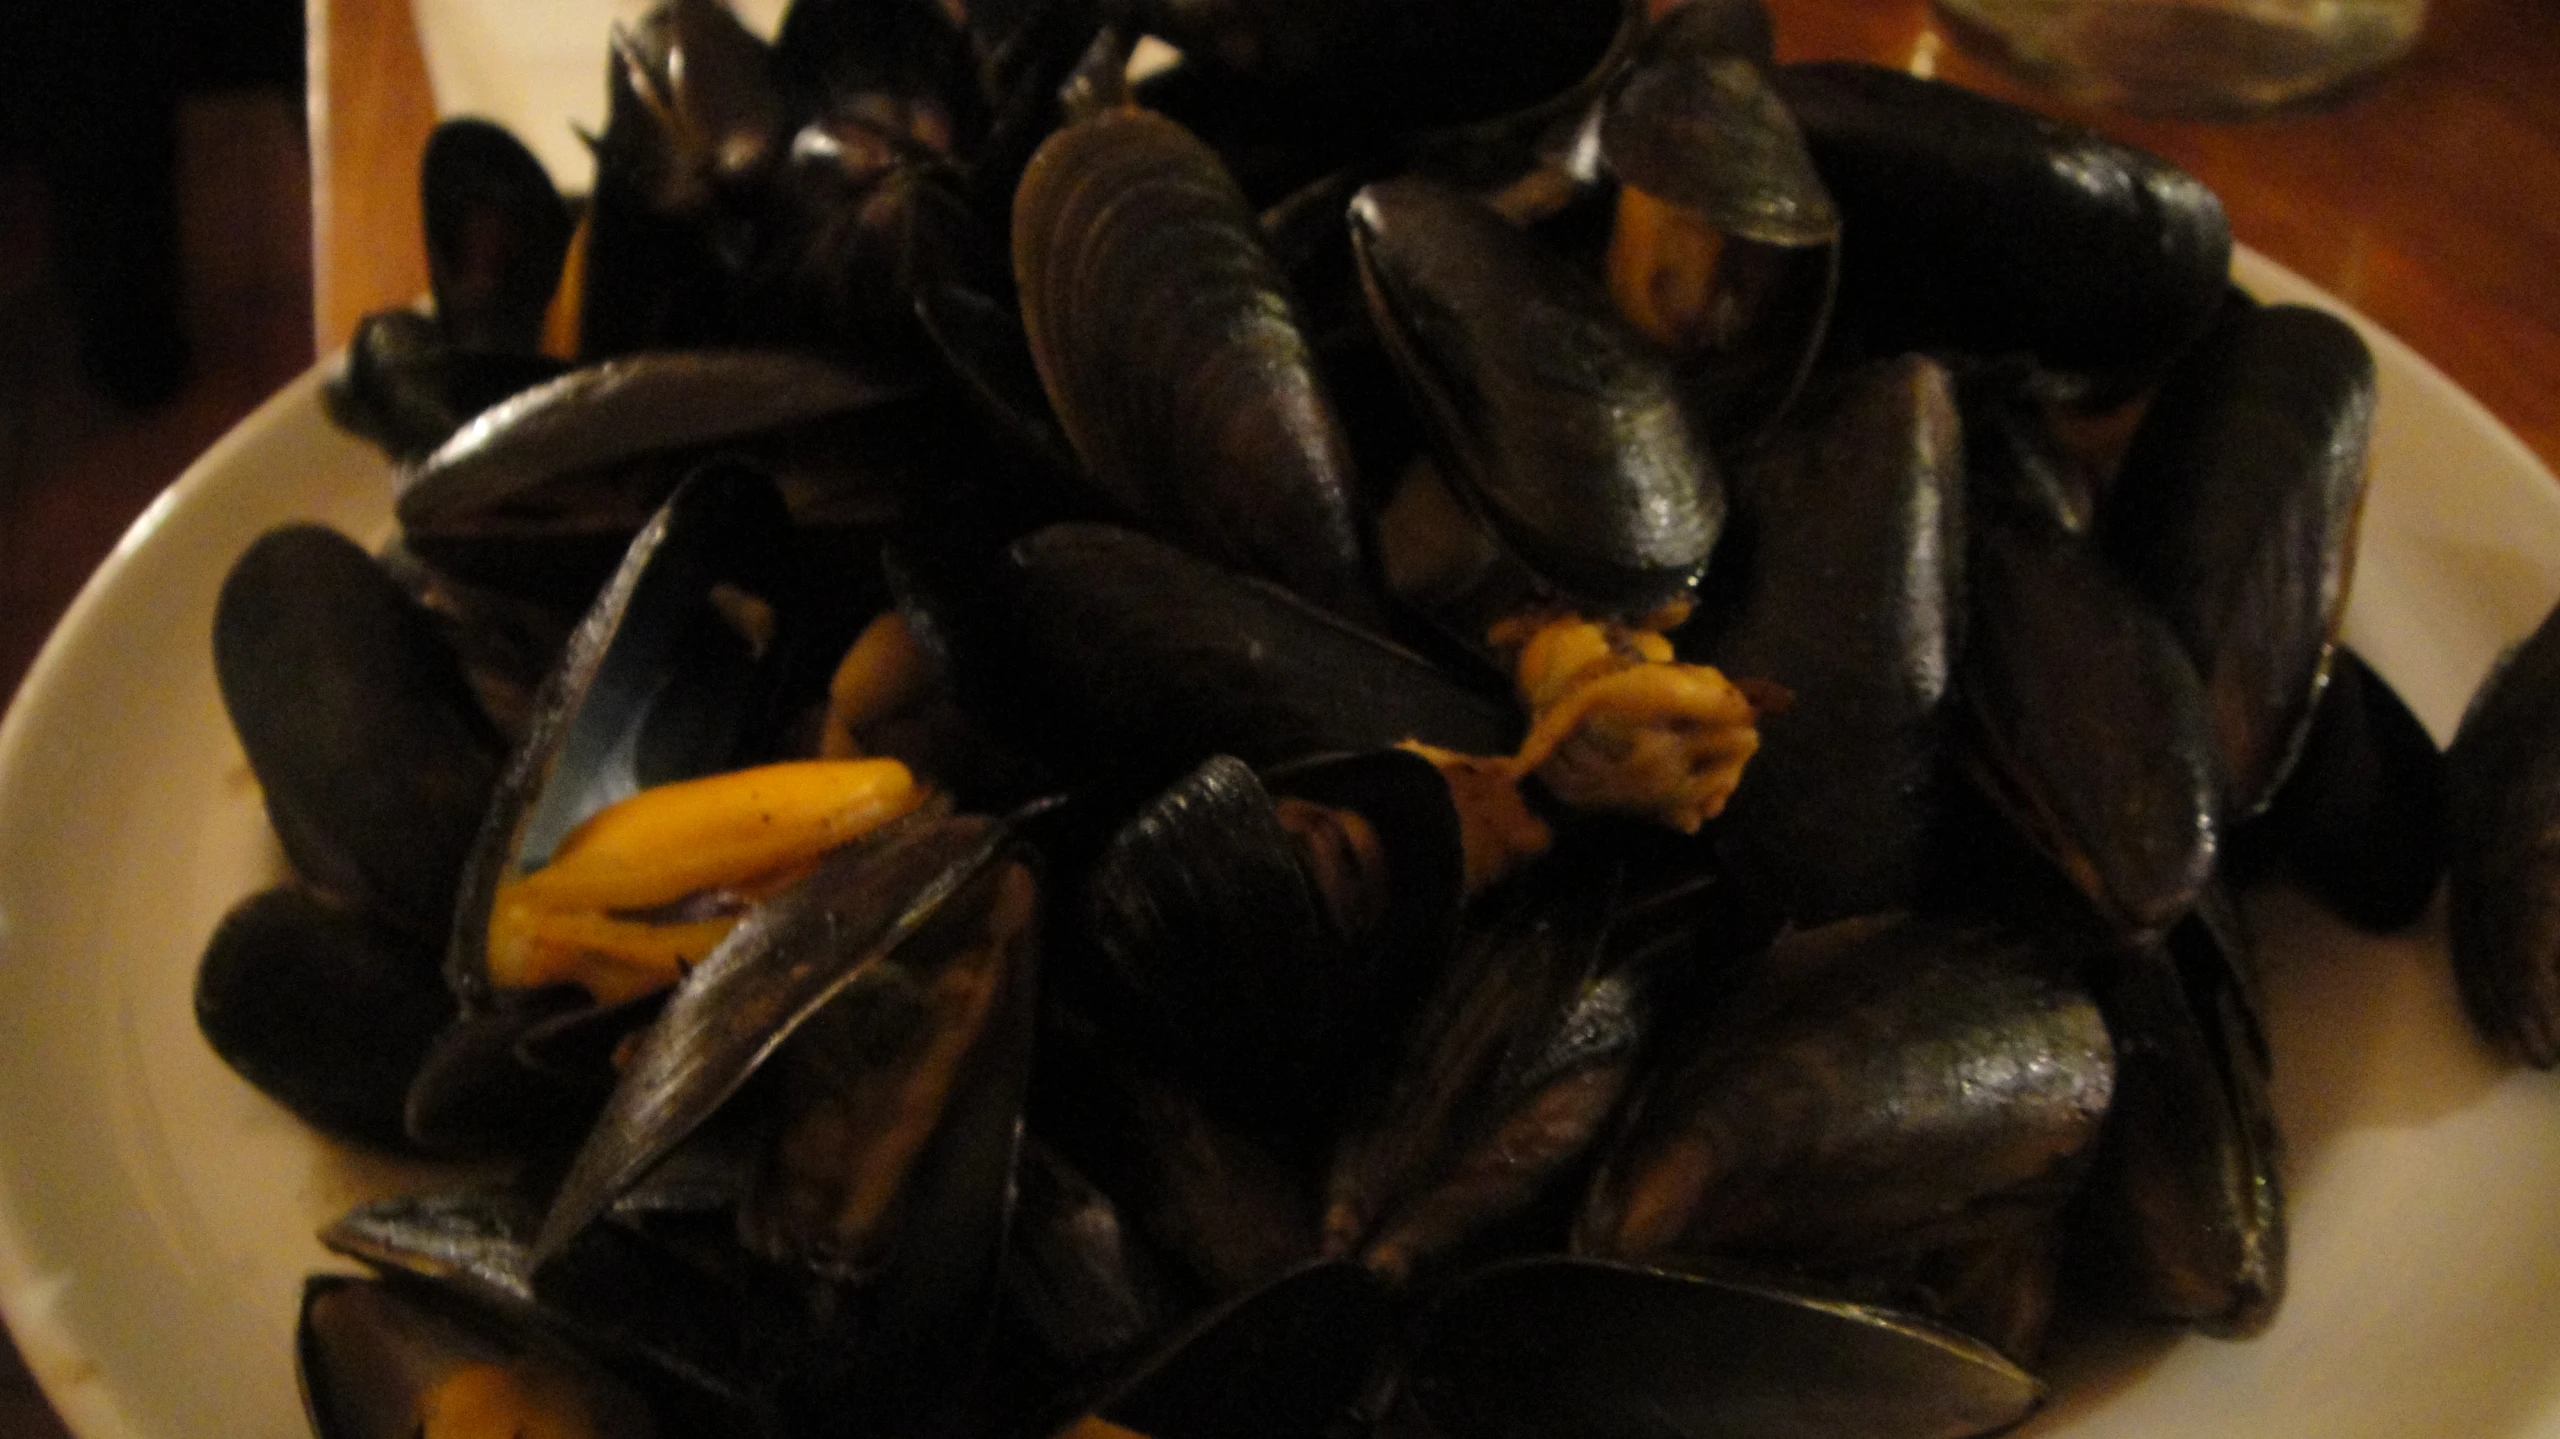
[180,1,2490,1434]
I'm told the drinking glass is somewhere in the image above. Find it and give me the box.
[1929,0,2425,114]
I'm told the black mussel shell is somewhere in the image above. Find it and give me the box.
[324,309,570,463]
[1574,912,2113,1271]
[2100,301,2378,819]
[1327,841,1665,1282]
[2447,590,2560,1064]
[1957,374,2102,538]
[394,349,909,549]
[2071,929,2284,1336]
[1351,177,1727,618]
[1014,107,1378,623]
[912,279,1080,483]
[600,0,790,213]
[214,524,506,943]
[298,1274,667,1439]
[443,466,825,1002]
[420,118,575,355]
[938,522,1519,783]
[196,884,455,1150]
[1599,6,1834,250]
[1775,62,2230,401]
[404,996,617,1156]
[997,1136,1187,1377]
[1030,1001,1325,1301]
[1083,755,1422,1136]
[771,0,983,155]
[1110,0,1627,138]
[322,1186,757,1407]
[533,808,1025,1259]
[1685,354,1965,925]
[2242,647,2445,931]
[1052,1259,1395,1439]
[1391,1256,2042,1439]
[1958,517,2219,939]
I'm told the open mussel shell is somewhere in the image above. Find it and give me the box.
[2099,300,2378,819]
[298,1274,674,1439]
[597,0,791,214]
[213,523,506,944]
[1598,5,1834,250]
[1388,1256,2042,1439]
[1351,177,1727,618]
[442,465,822,1004]
[322,1186,760,1409]
[526,807,1040,1437]
[195,884,455,1150]
[420,117,575,355]
[2446,590,2560,1064]
[1774,62,2229,401]
[1683,354,1964,925]
[1574,912,2113,1273]
[770,0,983,150]
[1958,517,2219,940]
[934,522,1519,783]
[534,807,1026,1258]
[1013,106,1378,624]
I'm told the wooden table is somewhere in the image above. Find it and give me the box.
[312,0,2560,475]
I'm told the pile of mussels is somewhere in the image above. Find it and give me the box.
[190,0,2560,1432]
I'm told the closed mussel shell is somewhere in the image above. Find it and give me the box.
[1959,517,2219,939]
[2446,590,2560,1064]
[196,884,455,1150]
[1350,177,1727,618]
[1390,1256,2042,1439]
[974,523,1520,781]
[2100,300,2378,818]
[1775,62,2229,401]
[1573,912,2113,1272]
[394,350,911,582]
[1082,752,1459,1138]
[1014,106,1377,622]
[1326,841,1661,1282]
[2240,647,2445,931]
[213,524,506,943]
[2071,922,2284,1336]
[324,308,569,464]
[1684,354,1964,924]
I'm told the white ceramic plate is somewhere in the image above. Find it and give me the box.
[1,250,2556,1439]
